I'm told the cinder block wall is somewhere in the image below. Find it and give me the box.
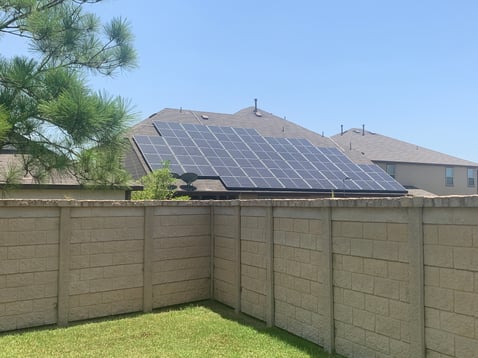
[151,206,211,308]
[2,197,478,358]
[0,206,59,331]
[0,200,212,331]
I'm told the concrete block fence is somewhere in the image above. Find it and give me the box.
[1,197,478,358]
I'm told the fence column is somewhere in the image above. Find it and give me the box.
[58,207,71,327]
[143,206,154,312]
[235,203,242,314]
[210,205,215,299]
[321,206,335,353]
[265,203,275,327]
[408,205,425,357]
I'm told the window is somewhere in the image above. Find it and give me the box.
[386,164,396,179]
[467,168,475,187]
[445,167,454,186]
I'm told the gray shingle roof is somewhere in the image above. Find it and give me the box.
[127,106,376,179]
[331,128,478,167]
[129,107,336,147]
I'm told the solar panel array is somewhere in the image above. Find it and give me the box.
[133,121,406,192]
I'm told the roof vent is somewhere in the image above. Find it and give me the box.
[201,114,209,120]
[255,111,262,117]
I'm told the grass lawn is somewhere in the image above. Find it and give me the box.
[0,301,343,357]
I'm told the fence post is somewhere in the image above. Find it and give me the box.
[210,205,215,300]
[235,202,242,314]
[143,206,154,313]
[408,205,425,357]
[58,207,71,327]
[265,203,275,327]
[321,205,335,353]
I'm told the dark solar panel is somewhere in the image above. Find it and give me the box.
[133,122,406,193]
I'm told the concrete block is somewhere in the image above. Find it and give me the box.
[112,251,143,265]
[301,293,318,312]
[374,277,400,300]
[454,247,478,271]
[425,327,454,357]
[335,303,353,324]
[293,277,311,294]
[284,231,300,247]
[455,335,478,358]
[353,307,376,331]
[295,306,312,324]
[333,238,351,255]
[389,339,410,358]
[439,311,475,338]
[333,221,363,239]
[363,222,387,241]
[439,268,474,292]
[89,253,113,267]
[18,258,47,273]
[335,320,366,344]
[8,246,36,260]
[387,223,407,242]
[389,300,409,321]
[0,260,19,275]
[351,239,374,257]
[388,262,409,281]
[365,331,390,354]
[425,266,440,287]
[293,247,311,263]
[344,289,365,309]
[424,245,454,268]
[438,225,473,247]
[343,255,364,273]
[351,273,374,294]
[373,241,399,261]
[423,225,438,244]
[425,286,454,312]
[365,294,389,316]
[6,273,34,288]
[334,337,354,358]
[293,219,310,234]
[364,258,388,278]
[425,307,441,329]
[376,316,401,340]
[333,270,352,289]
[454,291,478,317]
[0,287,20,303]
[5,300,33,315]
[299,262,318,281]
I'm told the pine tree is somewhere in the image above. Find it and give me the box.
[0,0,136,186]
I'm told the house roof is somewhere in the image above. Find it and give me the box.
[126,106,407,197]
[331,128,478,167]
[0,152,142,191]
[130,107,337,148]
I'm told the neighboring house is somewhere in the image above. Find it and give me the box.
[125,105,407,199]
[0,150,140,200]
[332,128,478,196]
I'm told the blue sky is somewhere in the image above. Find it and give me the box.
[4,1,478,162]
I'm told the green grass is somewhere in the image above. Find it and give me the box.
[0,301,343,357]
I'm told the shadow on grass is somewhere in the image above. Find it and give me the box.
[188,300,344,358]
[0,299,344,358]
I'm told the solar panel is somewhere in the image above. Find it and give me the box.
[133,121,406,193]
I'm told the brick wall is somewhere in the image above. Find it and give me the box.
[2,197,478,358]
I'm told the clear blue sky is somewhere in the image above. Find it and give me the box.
[4,1,478,162]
